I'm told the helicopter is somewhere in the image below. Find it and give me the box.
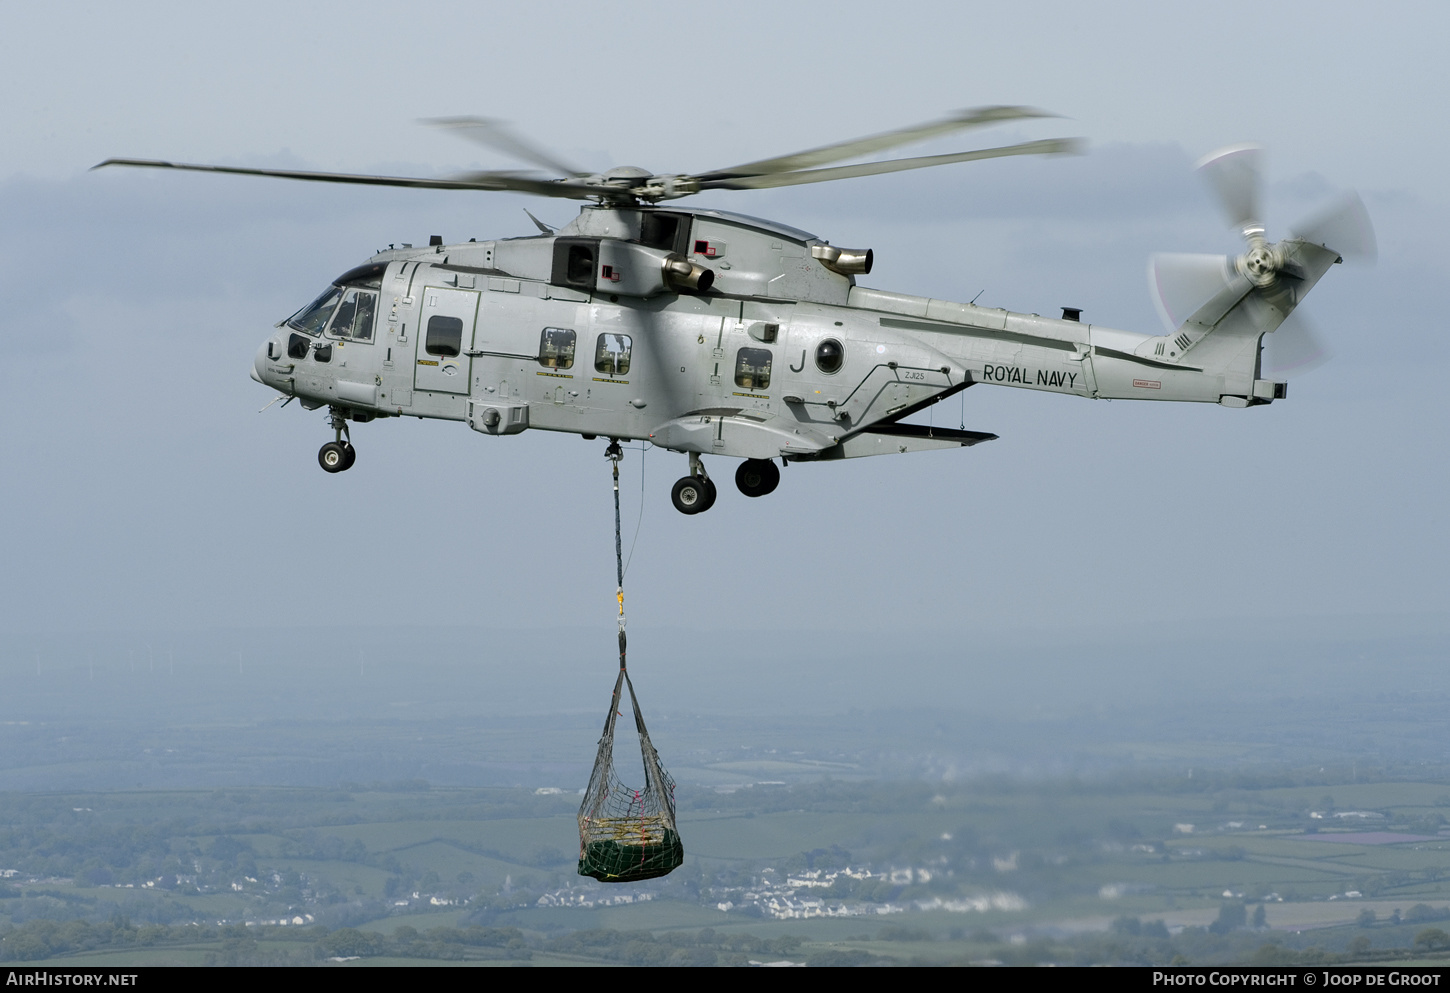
[96,109,1373,514]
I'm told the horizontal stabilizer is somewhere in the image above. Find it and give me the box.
[819,422,997,460]
[866,423,998,445]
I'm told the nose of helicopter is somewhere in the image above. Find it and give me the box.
[251,339,269,384]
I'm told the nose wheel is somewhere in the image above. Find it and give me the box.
[671,452,717,514]
[319,406,356,473]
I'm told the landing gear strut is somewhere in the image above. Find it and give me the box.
[318,407,356,473]
[671,452,717,515]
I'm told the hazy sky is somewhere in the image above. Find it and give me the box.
[0,1,1444,662]
[5,2,1446,196]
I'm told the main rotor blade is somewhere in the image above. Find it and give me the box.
[1262,310,1329,376]
[1290,191,1377,262]
[696,138,1082,191]
[423,117,587,178]
[93,158,601,199]
[1197,143,1264,235]
[1148,252,1242,333]
[695,106,1056,181]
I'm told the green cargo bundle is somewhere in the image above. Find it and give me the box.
[579,824,684,883]
[577,666,683,883]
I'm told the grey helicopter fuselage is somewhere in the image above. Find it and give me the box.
[253,201,1330,504]
[101,108,1354,510]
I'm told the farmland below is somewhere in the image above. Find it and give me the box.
[1,617,1449,965]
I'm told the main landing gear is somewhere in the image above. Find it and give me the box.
[318,407,355,473]
[735,458,780,498]
[671,456,784,514]
[671,452,716,515]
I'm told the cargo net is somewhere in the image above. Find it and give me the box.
[577,664,683,883]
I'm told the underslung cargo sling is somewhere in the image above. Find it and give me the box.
[577,666,683,882]
[577,441,683,883]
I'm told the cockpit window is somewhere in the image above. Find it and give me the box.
[327,288,377,342]
[287,285,344,336]
[286,263,386,336]
[332,262,386,288]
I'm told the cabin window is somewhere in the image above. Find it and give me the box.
[287,333,310,359]
[425,315,463,357]
[539,327,576,369]
[734,347,772,390]
[594,333,632,376]
[286,285,344,336]
[328,288,378,342]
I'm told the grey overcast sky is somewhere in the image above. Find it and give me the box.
[5,1,1445,196]
[0,1,1444,656]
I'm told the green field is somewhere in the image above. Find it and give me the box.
[2,771,1450,964]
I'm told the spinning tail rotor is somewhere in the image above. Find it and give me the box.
[1148,144,1374,376]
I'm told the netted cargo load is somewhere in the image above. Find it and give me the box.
[577,664,683,882]
[577,441,683,883]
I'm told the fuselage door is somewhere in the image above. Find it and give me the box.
[415,287,479,394]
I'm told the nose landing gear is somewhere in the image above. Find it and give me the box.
[318,407,356,473]
[671,452,717,515]
[318,441,354,472]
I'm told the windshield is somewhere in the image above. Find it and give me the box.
[286,285,345,336]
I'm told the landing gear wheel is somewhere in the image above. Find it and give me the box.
[319,441,352,473]
[699,477,718,512]
[735,458,780,497]
[671,476,712,515]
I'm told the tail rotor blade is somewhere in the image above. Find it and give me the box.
[1148,253,1239,333]
[1197,143,1264,234]
[1262,311,1330,376]
[1291,191,1377,262]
